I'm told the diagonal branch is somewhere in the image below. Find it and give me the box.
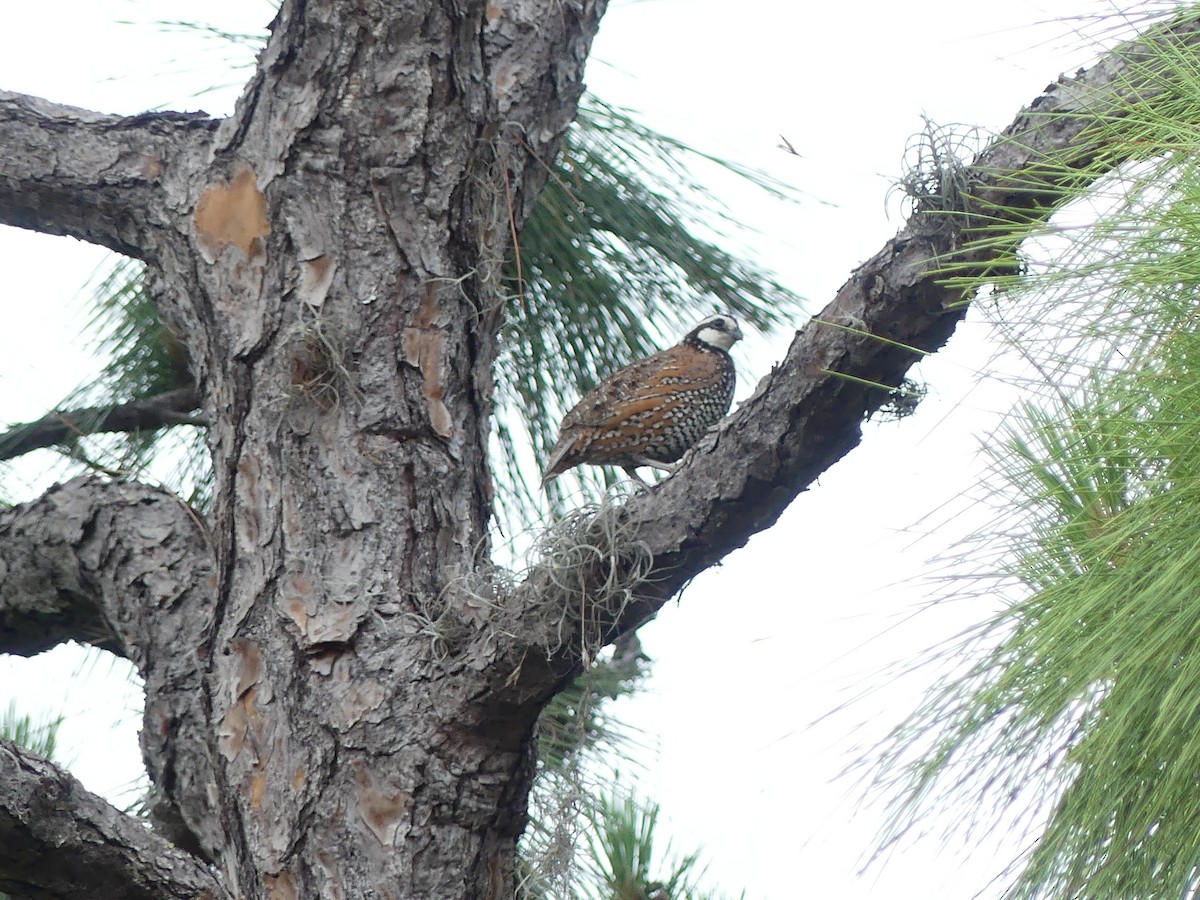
[617,12,1200,618]
[0,738,228,900]
[489,9,1200,704]
[0,92,216,260]
[0,387,203,462]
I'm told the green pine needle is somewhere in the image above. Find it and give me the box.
[1,700,63,760]
[876,9,1200,897]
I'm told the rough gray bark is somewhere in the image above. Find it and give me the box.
[0,737,227,900]
[15,0,610,895]
[0,477,223,864]
[2,4,1199,900]
[0,92,215,259]
[0,476,211,656]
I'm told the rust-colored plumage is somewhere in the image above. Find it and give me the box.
[541,314,743,485]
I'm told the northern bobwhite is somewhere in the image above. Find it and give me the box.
[541,314,743,485]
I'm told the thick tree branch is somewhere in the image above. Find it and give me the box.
[0,476,211,658]
[0,738,227,900]
[616,14,1200,616]
[0,477,223,860]
[0,92,216,259]
[488,10,1200,704]
[0,388,202,462]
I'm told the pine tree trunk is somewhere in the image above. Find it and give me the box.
[137,1,606,894]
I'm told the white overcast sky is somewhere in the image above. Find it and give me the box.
[0,1,1157,897]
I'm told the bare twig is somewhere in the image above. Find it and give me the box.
[0,387,202,461]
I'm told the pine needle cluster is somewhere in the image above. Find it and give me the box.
[879,9,1200,896]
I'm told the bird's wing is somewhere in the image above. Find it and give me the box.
[541,353,673,483]
[558,347,696,431]
[542,346,728,482]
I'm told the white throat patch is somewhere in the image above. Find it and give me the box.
[695,323,740,351]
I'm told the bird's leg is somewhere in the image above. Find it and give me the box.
[624,457,678,487]
[630,456,677,474]
[622,466,651,487]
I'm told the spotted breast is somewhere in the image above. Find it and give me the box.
[541,314,743,485]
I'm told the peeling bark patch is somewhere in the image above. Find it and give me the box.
[283,596,309,632]
[401,288,454,438]
[140,154,164,180]
[280,572,367,648]
[218,686,254,759]
[219,639,266,761]
[330,679,387,730]
[233,638,264,701]
[306,603,365,644]
[251,772,268,809]
[281,573,314,634]
[194,165,271,264]
[491,61,521,109]
[314,849,344,900]
[237,457,262,545]
[485,1,503,22]
[265,870,299,900]
[299,253,336,308]
[352,761,411,847]
[307,648,339,675]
